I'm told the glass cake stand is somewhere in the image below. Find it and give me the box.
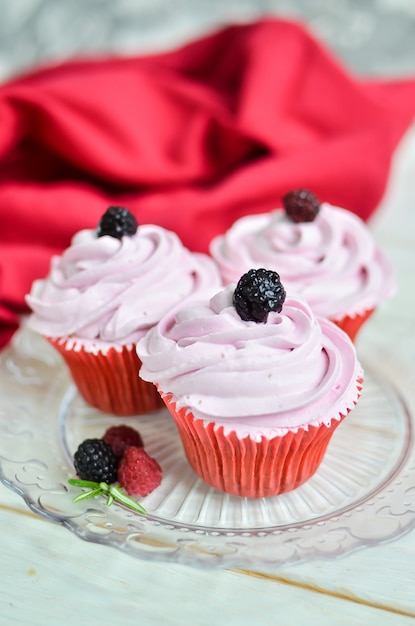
[0,326,414,573]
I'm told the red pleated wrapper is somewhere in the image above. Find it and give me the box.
[332,308,375,343]
[48,337,164,416]
[162,376,363,498]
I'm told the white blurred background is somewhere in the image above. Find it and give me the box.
[0,0,415,81]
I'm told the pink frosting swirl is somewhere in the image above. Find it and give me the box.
[26,224,222,345]
[138,286,362,440]
[210,204,396,320]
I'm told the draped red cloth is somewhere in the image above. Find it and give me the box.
[1,17,415,348]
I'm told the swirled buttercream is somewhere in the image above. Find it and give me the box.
[26,224,222,345]
[138,285,362,440]
[210,204,396,320]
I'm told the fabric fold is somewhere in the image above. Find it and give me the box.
[1,17,415,347]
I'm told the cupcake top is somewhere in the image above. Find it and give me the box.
[138,269,363,441]
[209,190,396,320]
[26,207,222,348]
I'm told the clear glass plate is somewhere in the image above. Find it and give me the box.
[0,326,414,573]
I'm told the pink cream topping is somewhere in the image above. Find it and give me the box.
[26,224,222,345]
[210,203,396,319]
[138,286,363,440]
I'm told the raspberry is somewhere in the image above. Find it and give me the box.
[97,206,138,239]
[74,439,118,483]
[102,425,144,461]
[118,446,162,497]
[233,268,286,323]
[282,189,320,223]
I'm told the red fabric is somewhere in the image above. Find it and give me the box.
[1,18,415,348]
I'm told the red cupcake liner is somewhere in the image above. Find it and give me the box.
[332,308,375,342]
[162,376,363,498]
[48,338,165,416]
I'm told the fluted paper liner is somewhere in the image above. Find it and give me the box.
[333,308,375,342]
[48,337,164,416]
[162,376,363,498]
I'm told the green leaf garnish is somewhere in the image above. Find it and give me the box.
[69,479,101,490]
[68,478,147,515]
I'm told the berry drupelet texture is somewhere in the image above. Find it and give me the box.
[102,425,144,462]
[97,206,138,239]
[282,189,321,223]
[118,446,163,497]
[233,268,286,323]
[74,438,118,483]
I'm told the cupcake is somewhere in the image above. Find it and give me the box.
[26,206,222,416]
[210,189,396,341]
[138,268,363,498]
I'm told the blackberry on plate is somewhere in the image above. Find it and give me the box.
[74,438,118,483]
[282,189,320,223]
[97,206,138,239]
[233,268,286,323]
